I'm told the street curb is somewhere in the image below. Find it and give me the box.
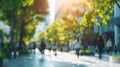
[109,56,120,63]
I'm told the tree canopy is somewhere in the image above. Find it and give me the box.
[0,0,48,45]
[36,0,118,46]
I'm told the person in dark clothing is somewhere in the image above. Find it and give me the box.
[33,42,36,53]
[53,41,57,56]
[40,39,46,54]
[114,40,119,54]
[97,35,104,59]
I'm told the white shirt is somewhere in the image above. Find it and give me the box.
[106,40,112,48]
[47,42,52,48]
[75,39,81,49]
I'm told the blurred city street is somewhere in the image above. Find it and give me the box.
[1,0,120,67]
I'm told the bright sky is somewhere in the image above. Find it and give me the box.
[0,21,10,34]
[33,0,55,39]
[48,0,55,24]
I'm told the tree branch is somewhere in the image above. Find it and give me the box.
[114,0,120,8]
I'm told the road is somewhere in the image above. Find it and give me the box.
[7,49,120,67]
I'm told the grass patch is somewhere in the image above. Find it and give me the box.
[80,49,93,53]
[112,55,120,59]
[80,49,94,55]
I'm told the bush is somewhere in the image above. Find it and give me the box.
[80,49,94,55]
[21,48,29,55]
[0,53,6,60]
[1,44,13,53]
[1,44,14,58]
[80,49,93,53]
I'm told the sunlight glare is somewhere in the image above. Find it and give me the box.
[48,0,55,24]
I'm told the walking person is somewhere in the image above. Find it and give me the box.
[75,37,81,59]
[47,40,52,56]
[97,35,104,59]
[40,39,46,54]
[106,38,112,55]
[33,42,36,53]
[114,40,119,54]
[53,41,57,56]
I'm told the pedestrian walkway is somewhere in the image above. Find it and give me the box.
[44,49,120,67]
[6,49,120,67]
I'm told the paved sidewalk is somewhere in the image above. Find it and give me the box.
[6,49,120,67]
[44,50,120,67]
[47,50,120,67]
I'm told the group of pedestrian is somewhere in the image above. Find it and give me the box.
[47,40,57,56]
[39,39,58,56]
[39,35,119,60]
[97,35,119,59]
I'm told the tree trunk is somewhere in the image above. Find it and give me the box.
[18,7,26,54]
[18,22,25,55]
[19,21,25,50]
[10,6,17,58]
[10,6,15,45]
[83,27,87,50]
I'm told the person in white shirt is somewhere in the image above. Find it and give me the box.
[106,38,112,55]
[75,37,81,58]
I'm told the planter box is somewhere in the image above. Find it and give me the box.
[81,52,94,56]
[80,49,94,56]
[109,56,120,63]
[0,60,3,67]
[0,59,8,67]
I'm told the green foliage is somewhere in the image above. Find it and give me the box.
[22,0,33,7]
[0,0,48,45]
[112,55,120,59]
[80,49,94,55]
[0,29,9,41]
[1,44,13,53]
[0,44,13,59]
[0,52,6,60]
[21,48,29,55]
[0,30,3,37]
[43,0,115,46]
[36,15,80,45]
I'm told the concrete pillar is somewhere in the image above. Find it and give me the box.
[99,26,103,36]
[114,25,119,45]
[94,25,99,34]
[114,3,120,45]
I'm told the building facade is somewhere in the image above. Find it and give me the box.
[114,3,120,45]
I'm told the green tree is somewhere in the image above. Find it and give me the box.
[0,0,48,45]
